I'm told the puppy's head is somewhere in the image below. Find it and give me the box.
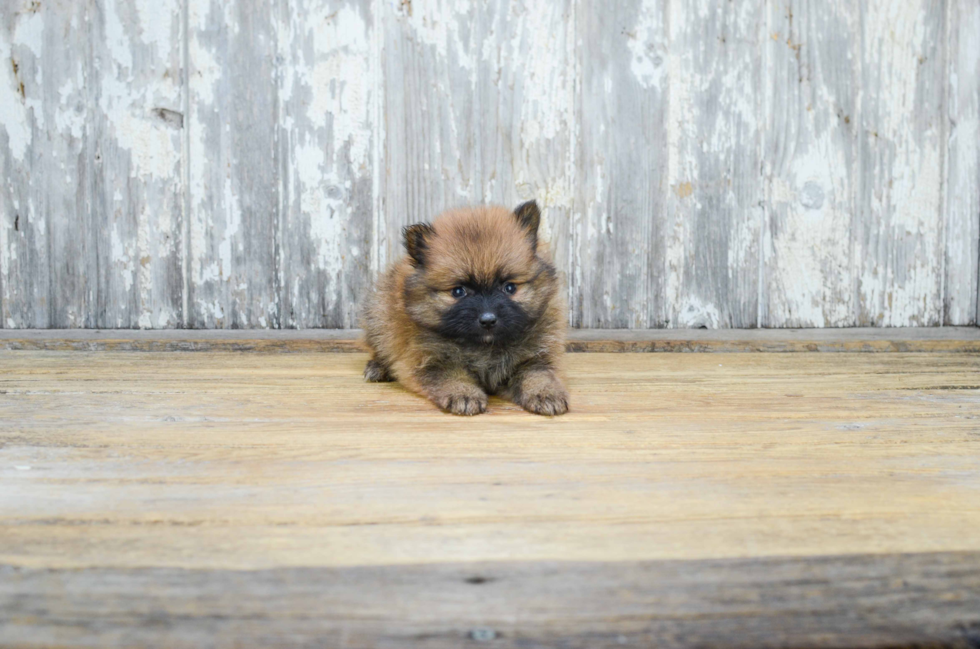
[402,201,557,347]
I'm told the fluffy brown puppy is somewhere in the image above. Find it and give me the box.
[360,201,568,416]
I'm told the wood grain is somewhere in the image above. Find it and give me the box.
[1,2,92,327]
[571,0,665,328]
[2,351,979,570]
[1,350,980,646]
[276,0,376,328]
[2,0,979,330]
[381,0,576,276]
[944,0,980,325]
[92,0,185,329]
[856,0,947,327]
[762,0,859,327]
[185,0,279,328]
[3,553,980,648]
[0,1,184,329]
[664,0,763,328]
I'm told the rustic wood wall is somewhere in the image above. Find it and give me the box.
[1,0,978,329]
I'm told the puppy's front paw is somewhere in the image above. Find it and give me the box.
[519,383,569,416]
[364,359,393,382]
[436,391,488,416]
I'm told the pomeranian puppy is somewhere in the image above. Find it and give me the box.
[360,201,568,416]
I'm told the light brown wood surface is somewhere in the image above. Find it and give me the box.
[2,350,979,647]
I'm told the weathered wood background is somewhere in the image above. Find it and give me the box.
[1,0,978,329]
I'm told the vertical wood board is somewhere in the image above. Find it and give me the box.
[855,0,946,326]
[276,0,376,328]
[943,0,980,325]
[762,0,860,327]
[92,0,184,328]
[664,0,763,328]
[572,0,666,328]
[1,2,92,328]
[186,0,278,328]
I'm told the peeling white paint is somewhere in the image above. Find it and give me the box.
[308,55,369,167]
[628,0,665,89]
[370,0,387,278]
[188,38,221,107]
[12,9,43,58]
[136,204,153,329]
[1,29,32,162]
[296,140,345,272]
[219,177,242,280]
[403,0,475,70]
[102,0,134,74]
[54,80,85,139]
[0,208,9,307]
[116,112,180,179]
[111,226,135,294]
[277,0,377,323]
[98,2,181,181]
[944,0,980,324]
[516,1,572,145]
[768,134,854,327]
[1,0,974,330]
[134,2,174,61]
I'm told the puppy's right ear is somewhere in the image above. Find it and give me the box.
[403,223,435,267]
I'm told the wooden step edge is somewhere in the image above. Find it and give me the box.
[1,327,979,353]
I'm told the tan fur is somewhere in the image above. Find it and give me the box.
[360,204,568,416]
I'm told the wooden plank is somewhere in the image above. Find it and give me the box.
[856,1,946,326]
[944,0,980,325]
[2,327,980,352]
[0,2,92,327]
[2,350,980,645]
[276,0,376,328]
[762,0,859,327]
[91,0,184,328]
[185,0,278,328]
[381,0,576,294]
[1,351,979,570]
[663,0,763,328]
[2,553,979,648]
[571,0,665,327]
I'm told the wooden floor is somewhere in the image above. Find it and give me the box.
[2,349,980,647]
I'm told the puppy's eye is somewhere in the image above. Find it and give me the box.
[503,282,517,295]
[451,286,466,298]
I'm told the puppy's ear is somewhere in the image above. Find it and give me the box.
[403,223,435,267]
[513,200,541,251]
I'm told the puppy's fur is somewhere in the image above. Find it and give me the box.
[360,201,568,416]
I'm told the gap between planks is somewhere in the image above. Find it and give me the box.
[0,327,979,353]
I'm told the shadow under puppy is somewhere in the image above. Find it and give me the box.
[360,201,568,416]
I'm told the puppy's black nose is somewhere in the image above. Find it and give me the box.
[479,312,497,329]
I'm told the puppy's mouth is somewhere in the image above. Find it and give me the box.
[481,333,495,345]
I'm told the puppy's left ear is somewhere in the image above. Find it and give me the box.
[513,200,541,251]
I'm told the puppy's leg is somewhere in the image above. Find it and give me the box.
[416,368,488,416]
[506,363,569,416]
[364,358,394,382]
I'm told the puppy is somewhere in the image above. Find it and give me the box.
[360,201,568,416]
